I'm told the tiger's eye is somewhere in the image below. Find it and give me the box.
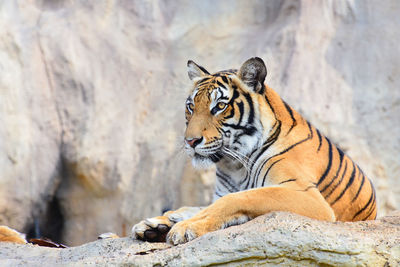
[217,102,226,110]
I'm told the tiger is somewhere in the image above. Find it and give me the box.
[0,226,26,244]
[132,57,377,245]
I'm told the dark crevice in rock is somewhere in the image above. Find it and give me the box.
[25,194,65,244]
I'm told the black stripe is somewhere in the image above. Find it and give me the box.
[216,87,229,101]
[320,148,344,193]
[363,186,377,220]
[362,191,376,221]
[316,129,323,152]
[243,126,257,136]
[221,75,229,84]
[279,178,297,185]
[351,166,365,202]
[196,77,211,86]
[352,187,374,220]
[237,101,244,125]
[218,127,229,136]
[232,140,242,145]
[215,191,224,198]
[216,177,234,193]
[325,160,348,199]
[221,122,257,136]
[215,183,227,196]
[265,95,276,116]
[198,65,210,75]
[258,84,266,95]
[217,87,223,97]
[283,101,297,135]
[331,162,356,206]
[216,170,239,191]
[361,204,376,221]
[227,89,239,106]
[260,158,284,186]
[216,81,226,89]
[243,93,254,124]
[210,153,223,163]
[371,184,377,218]
[317,138,334,186]
[307,121,313,136]
[224,105,235,120]
[207,89,212,101]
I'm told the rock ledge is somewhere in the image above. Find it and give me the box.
[1,211,399,266]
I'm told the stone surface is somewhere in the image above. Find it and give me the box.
[0,0,399,245]
[1,211,399,266]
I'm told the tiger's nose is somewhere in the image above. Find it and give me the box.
[185,137,203,148]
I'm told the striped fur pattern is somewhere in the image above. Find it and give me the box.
[132,57,377,245]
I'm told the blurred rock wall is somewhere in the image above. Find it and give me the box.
[0,0,399,245]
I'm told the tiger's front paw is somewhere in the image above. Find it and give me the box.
[131,216,173,242]
[166,219,211,245]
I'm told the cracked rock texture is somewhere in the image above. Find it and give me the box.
[1,212,400,266]
[0,0,399,245]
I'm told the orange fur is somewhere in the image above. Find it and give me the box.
[0,226,26,244]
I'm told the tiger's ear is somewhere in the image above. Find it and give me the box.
[187,60,210,81]
[238,57,267,93]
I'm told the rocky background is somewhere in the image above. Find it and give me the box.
[0,0,399,246]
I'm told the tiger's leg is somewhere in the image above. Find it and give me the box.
[132,206,203,242]
[167,187,335,245]
[0,226,26,244]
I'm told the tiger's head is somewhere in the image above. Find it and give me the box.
[184,57,271,169]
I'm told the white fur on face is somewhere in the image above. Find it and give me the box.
[191,155,215,169]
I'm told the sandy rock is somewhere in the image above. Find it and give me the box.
[1,211,399,266]
[0,0,399,245]
[0,1,62,231]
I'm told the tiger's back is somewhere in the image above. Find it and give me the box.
[256,86,377,221]
[205,71,377,222]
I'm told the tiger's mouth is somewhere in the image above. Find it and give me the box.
[193,151,223,163]
[191,151,223,169]
[186,139,225,168]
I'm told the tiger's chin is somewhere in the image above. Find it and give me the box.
[191,153,222,169]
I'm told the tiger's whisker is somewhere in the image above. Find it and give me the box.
[222,147,255,167]
[221,147,251,173]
